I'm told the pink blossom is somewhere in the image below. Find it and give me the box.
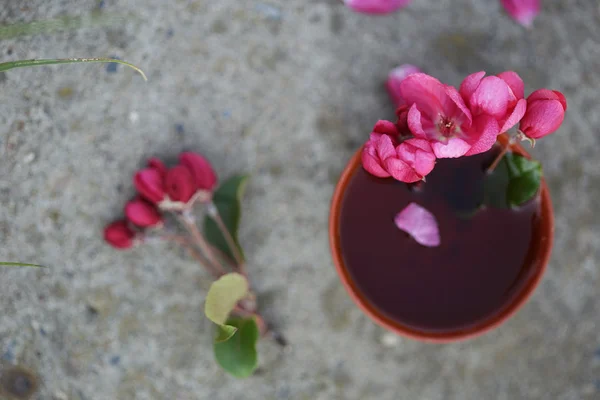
[459,71,527,135]
[361,121,436,183]
[386,64,421,107]
[519,89,567,139]
[343,0,411,15]
[399,73,500,159]
[125,198,163,227]
[134,168,166,204]
[394,202,440,247]
[179,152,218,193]
[501,0,540,28]
[104,220,136,250]
[165,165,197,203]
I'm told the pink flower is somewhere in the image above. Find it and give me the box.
[394,202,440,247]
[361,121,436,183]
[134,168,166,204]
[501,0,540,28]
[104,220,137,250]
[343,0,411,15]
[399,73,501,158]
[165,165,196,203]
[125,198,163,227]
[179,152,218,192]
[386,64,421,107]
[459,71,527,135]
[519,89,567,139]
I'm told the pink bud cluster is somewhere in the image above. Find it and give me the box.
[103,152,217,249]
[362,66,566,183]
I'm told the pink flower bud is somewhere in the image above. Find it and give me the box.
[344,0,411,15]
[147,158,168,178]
[179,152,218,192]
[134,168,166,204]
[165,165,196,203]
[386,64,421,107]
[519,89,567,139]
[501,0,540,28]
[125,198,163,227]
[104,220,136,250]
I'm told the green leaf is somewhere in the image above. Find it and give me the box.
[483,152,543,209]
[504,153,543,207]
[0,58,147,80]
[214,317,260,378]
[204,175,249,261]
[204,273,249,342]
[0,262,45,268]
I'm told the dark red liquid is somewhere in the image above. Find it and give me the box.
[339,148,542,332]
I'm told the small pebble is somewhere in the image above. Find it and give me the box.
[23,153,36,164]
[129,111,139,124]
[380,332,400,347]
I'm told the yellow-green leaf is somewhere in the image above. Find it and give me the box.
[205,273,249,325]
[0,262,45,268]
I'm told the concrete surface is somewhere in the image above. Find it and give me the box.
[0,0,599,399]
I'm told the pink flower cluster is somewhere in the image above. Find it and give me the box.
[103,152,217,249]
[343,0,541,28]
[362,66,566,183]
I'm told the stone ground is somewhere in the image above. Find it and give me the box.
[0,0,599,399]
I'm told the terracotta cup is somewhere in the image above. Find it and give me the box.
[329,136,554,342]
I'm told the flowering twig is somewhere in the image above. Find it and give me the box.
[177,213,227,277]
[207,202,247,276]
[160,234,223,278]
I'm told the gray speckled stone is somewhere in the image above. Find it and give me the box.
[0,0,599,399]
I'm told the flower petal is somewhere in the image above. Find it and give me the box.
[372,120,399,136]
[394,202,440,247]
[459,71,486,106]
[344,0,411,15]
[527,89,568,110]
[376,133,397,161]
[497,71,525,100]
[125,198,163,227]
[386,64,421,106]
[520,99,565,139]
[406,104,427,138]
[469,76,511,119]
[501,0,540,28]
[362,147,390,177]
[431,137,471,158]
[400,73,447,118]
[444,84,473,128]
[165,165,197,203]
[179,152,218,191]
[397,139,436,177]
[134,168,166,204]
[464,115,500,156]
[384,158,421,183]
[499,98,527,133]
[104,220,136,250]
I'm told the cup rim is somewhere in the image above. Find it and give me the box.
[328,137,554,343]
